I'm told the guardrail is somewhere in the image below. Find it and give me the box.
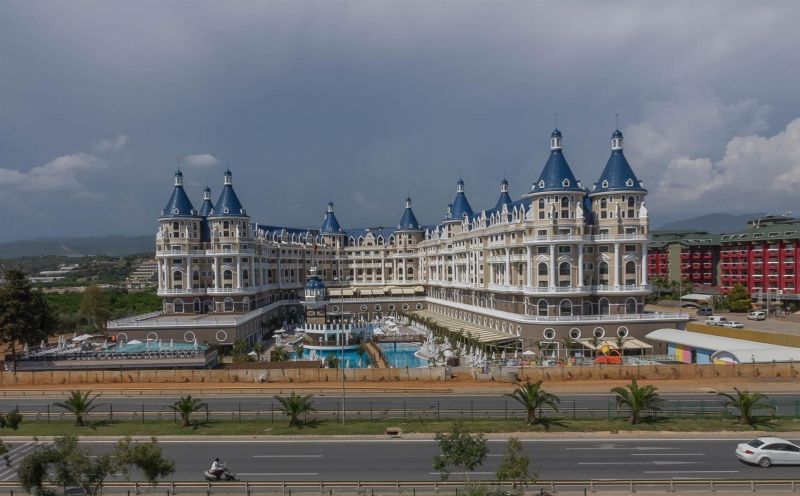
[0,479,796,494]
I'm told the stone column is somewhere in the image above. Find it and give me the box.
[578,246,584,288]
[641,243,648,286]
[236,257,242,289]
[186,257,192,290]
[614,243,620,288]
[504,248,511,286]
[526,246,533,287]
[549,244,556,289]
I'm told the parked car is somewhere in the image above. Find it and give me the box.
[697,307,714,316]
[721,320,744,329]
[748,311,766,321]
[736,437,800,467]
[704,316,728,326]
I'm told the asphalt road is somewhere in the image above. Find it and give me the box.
[0,438,796,482]
[2,393,799,418]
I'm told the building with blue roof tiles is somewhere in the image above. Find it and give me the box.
[116,127,687,355]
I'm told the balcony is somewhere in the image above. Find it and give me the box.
[522,285,591,295]
[592,233,647,241]
[591,284,650,293]
[157,288,207,296]
[522,234,591,244]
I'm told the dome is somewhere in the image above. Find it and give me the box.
[612,129,623,139]
[304,276,325,290]
[551,128,562,138]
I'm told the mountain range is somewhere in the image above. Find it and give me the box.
[656,212,766,234]
[0,235,154,259]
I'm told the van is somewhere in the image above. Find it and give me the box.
[704,316,728,326]
[747,311,766,321]
[697,307,714,316]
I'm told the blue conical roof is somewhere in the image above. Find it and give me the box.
[304,276,325,290]
[591,130,647,195]
[495,179,513,209]
[209,170,247,217]
[530,131,582,194]
[160,171,196,218]
[198,187,214,217]
[445,179,474,221]
[321,202,344,234]
[397,198,422,231]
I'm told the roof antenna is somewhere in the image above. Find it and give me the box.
[615,112,620,130]
[554,113,558,129]
[176,156,181,172]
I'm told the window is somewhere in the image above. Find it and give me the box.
[569,328,581,339]
[537,299,548,316]
[617,326,629,338]
[558,246,572,254]
[593,327,605,338]
[223,297,234,312]
[543,328,556,340]
[599,298,610,315]
[625,297,637,314]
[559,299,572,316]
[537,246,549,254]
[538,263,548,276]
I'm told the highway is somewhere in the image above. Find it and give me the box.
[0,438,796,482]
[2,392,800,417]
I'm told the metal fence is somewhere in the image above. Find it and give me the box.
[0,479,798,495]
[6,398,800,424]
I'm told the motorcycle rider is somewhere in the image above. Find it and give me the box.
[209,458,225,479]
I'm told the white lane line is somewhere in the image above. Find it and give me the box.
[630,453,705,456]
[71,438,752,444]
[428,472,495,475]
[0,442,40,480]
[579,461,701,466]
[567,447,678,451]
[645,470,739,474]
[238,473,319,476]
[253,455,323,458]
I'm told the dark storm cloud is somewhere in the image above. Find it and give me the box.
[1,1,799,241]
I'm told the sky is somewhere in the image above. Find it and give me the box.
[1,1,799,242]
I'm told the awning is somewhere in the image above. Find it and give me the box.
[359,289,373,296]
[328,288,343,297]
[413,285,425,293]
[373,288,386,295]
[402,288,415,295]
[342,289,355,297]
[390,288,404,295]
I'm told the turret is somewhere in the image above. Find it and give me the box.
[397,197,422,231]
[445,178,474,221]
[160,170,197,218]
[527,129,583,195]
[590,129,647,195]
[495,178,513,210]
[320,201,344,234]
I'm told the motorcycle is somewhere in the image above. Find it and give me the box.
[203,466,237,481]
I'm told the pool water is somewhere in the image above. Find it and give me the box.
[379,342,426,368]
[293,343,425,368]
[111,342,206,353]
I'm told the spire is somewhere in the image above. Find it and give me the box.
[590,129,646,196]
[321,201,343,234]
[495,178,513,210]
[210,169,247,217]
[397,197,422,231]
[445,178,473,221]
[160,170,196,218]
[529,129,581,194]
[198,186,214,217]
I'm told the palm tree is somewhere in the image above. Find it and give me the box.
[718,388,775,426]
[168,395,207,427]
[253,342,264,361]
[293,344,304,360]
[611,378,664,425]
[614,335,626,360]
[274,392,316,427]
[506,380,560,424]
[270,347,289,362]
[54,390,102,427]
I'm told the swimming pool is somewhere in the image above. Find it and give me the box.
[295,349,371,368]
[379,342,426,368]
[111,341,207,353]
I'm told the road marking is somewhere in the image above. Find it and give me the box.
[428,472,495,475]
[645,470,739,474]
[567,446,678,450]
[579,461,701,466]
[253,455,323,458]
[238,472,318,476]
[630,453,705,456]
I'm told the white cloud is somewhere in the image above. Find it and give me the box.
[90,134,129,153]
[651,117,800,213]
[0,135,127,192]
[182,153,221,168]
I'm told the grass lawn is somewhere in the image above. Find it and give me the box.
[3,416,798,436]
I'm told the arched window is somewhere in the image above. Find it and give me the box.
[538,263,548,286]
[600,198,607,209]
[625,297,637,314]
[559,299,572,316]
[223,297,234,312]
[173,299,184,313]
[561,196,569,218]
[559,262,571,276]
[173,271,182,281]
[192,271,199,281]
[583,300,593,316]
[599,298,610,315]
[627,196,635,217]
[193,298,201,313]
[223,270,233,280]
[537,299,548,316]
[538,198,545,219]
[598,261,609,285]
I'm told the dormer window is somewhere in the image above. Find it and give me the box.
[562,179,570,188]
[538,180,545,189]
[602,180,609,189]
[625,178,634,187]
[173,208,179,215]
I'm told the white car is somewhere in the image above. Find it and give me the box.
[736,437,800,467]
[721,321,744,329]
[748,311,766,321]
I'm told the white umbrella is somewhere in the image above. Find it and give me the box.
[127,339,143,345]
[274,328,287,334]
[522,350,535,356]
[71,334,93,342]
